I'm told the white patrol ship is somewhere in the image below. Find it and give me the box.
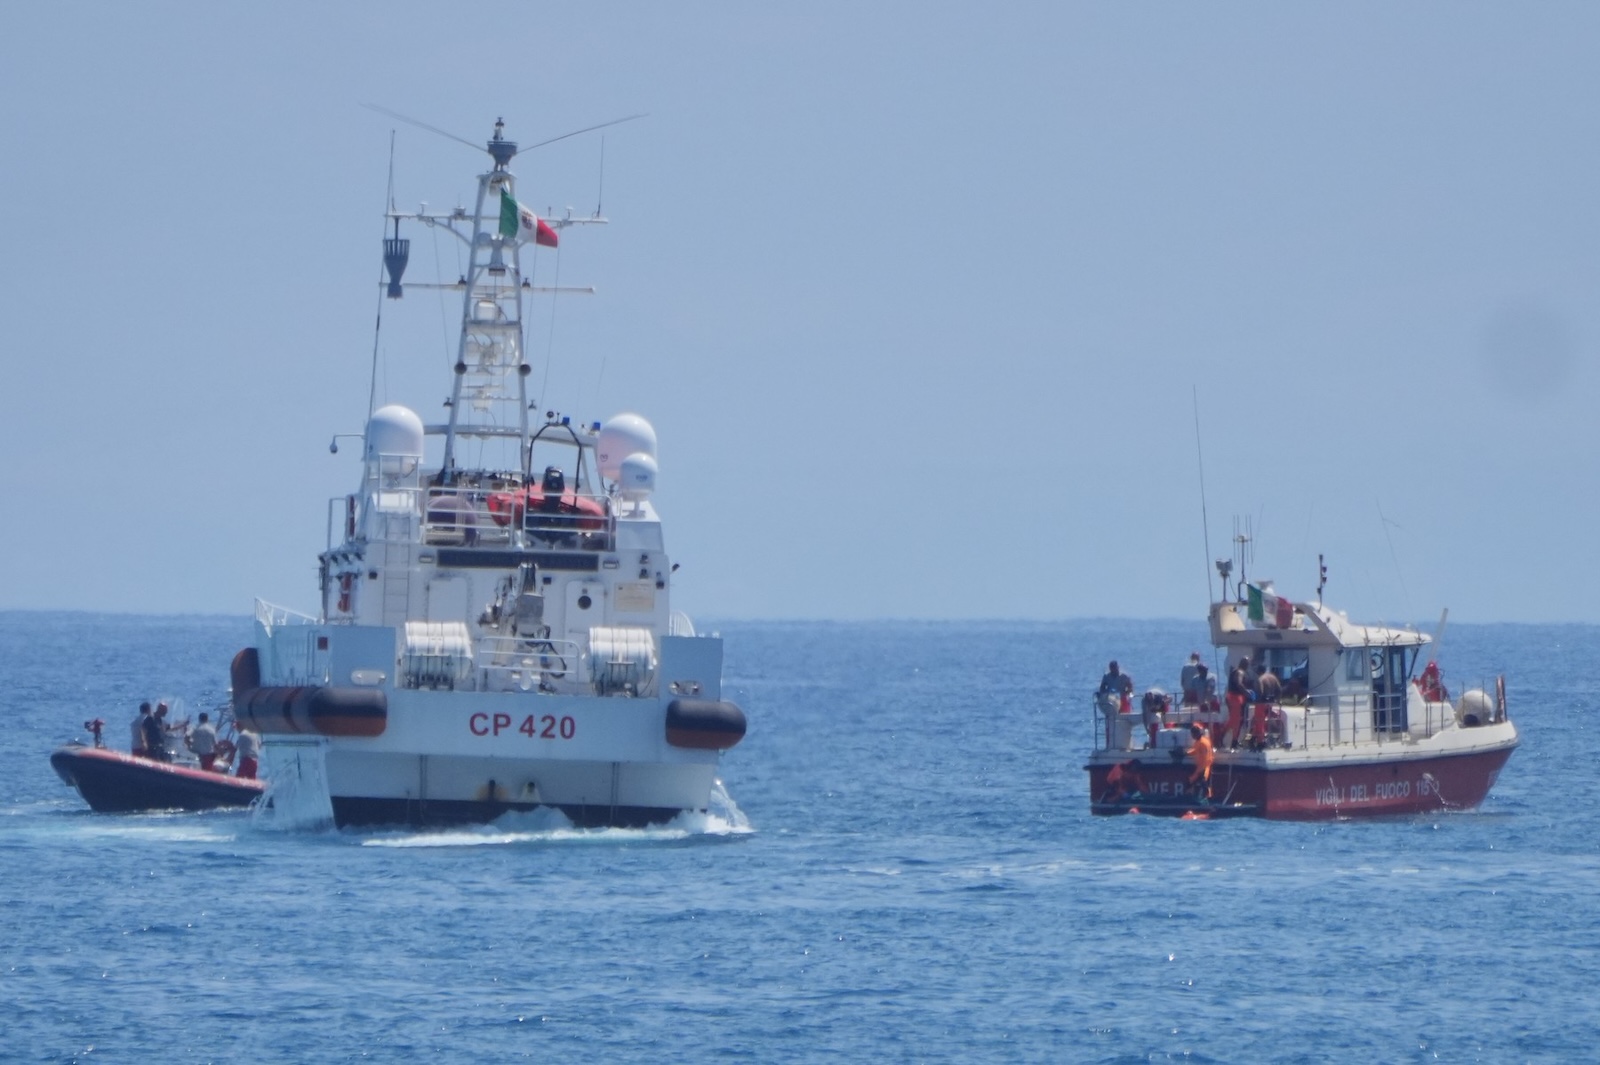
[233,118,745,828]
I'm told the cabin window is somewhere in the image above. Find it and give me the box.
[1256,648,1309,696]
[1344,649,1368,682]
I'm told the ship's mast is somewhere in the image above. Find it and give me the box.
[439,118,532,483]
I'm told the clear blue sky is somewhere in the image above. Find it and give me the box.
[2,3,1596,623]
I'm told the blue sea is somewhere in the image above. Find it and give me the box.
[2,612,1594,1063]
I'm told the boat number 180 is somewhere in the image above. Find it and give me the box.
[469,712,576,740]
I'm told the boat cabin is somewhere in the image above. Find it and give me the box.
[1209,597,1430,744]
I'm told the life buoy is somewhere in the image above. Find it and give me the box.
[337,573,354,613]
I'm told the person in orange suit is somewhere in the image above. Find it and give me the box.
[1103,760,1148,804]
[1186,723,1214,801]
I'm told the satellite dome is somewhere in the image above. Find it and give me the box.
[618,452,658,501]
[365,405,424,473]
[597,413,657,481]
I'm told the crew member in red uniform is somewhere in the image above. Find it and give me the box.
[1224,658,1250,749]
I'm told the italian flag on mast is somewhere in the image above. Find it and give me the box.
[498,189,559,248]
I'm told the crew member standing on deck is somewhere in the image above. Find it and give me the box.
[131,702,152,758]
[234,729,261,780]
[186,712,218,772]
[1186,724,1214,801]
[143,704,169,762]
[1097,661,1134,747]
[1252,666,1282,749]
[1256,664,1282,703]
[1179,653,1203,705]
[1099,661,1134,709]
[1225,657,1250,749]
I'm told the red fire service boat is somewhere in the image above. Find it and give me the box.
[1085,555,1518,820]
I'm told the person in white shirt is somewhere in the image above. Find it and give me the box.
[234,729,261,780]
[187,711,219,772]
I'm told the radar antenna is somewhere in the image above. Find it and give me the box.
[361,103,484,153]
[361,104,646,167]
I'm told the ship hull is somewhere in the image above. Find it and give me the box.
[50,746,265,814]
[1087,729,1517,820]
[330,796,683,829]
[256,686,738,830]
[320,746,722,829]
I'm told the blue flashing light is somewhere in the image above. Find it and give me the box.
[561,416,571,426]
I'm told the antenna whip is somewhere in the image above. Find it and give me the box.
[367,130,397,418]
[1193,386,1215,604]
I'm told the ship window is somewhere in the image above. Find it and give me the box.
[1258,648,1309,697]
[1345,649,1367,682]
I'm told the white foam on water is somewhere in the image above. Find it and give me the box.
[358,779,754,848]
[31,810,243,845]
[675,778,755,837]
[251,739,335,833]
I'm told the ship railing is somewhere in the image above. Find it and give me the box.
[254,598,318,630]
[414,484,616,551]
[252,599,326,686]
[1090,688,1464,755]
[475,633,588,693]
[1288,691,1458,748]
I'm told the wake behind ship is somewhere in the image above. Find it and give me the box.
[234,118,745,829]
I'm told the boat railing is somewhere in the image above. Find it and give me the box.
[331,481,619,552]
[254,598,318,630]
[253,599,327,686]
[1091,688,1465,755]
[412,484,615,551]
[1289,691,1458,748]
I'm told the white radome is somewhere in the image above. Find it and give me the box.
[618,451,658,501]
[365,405,424,473]
[597,413,657,481]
